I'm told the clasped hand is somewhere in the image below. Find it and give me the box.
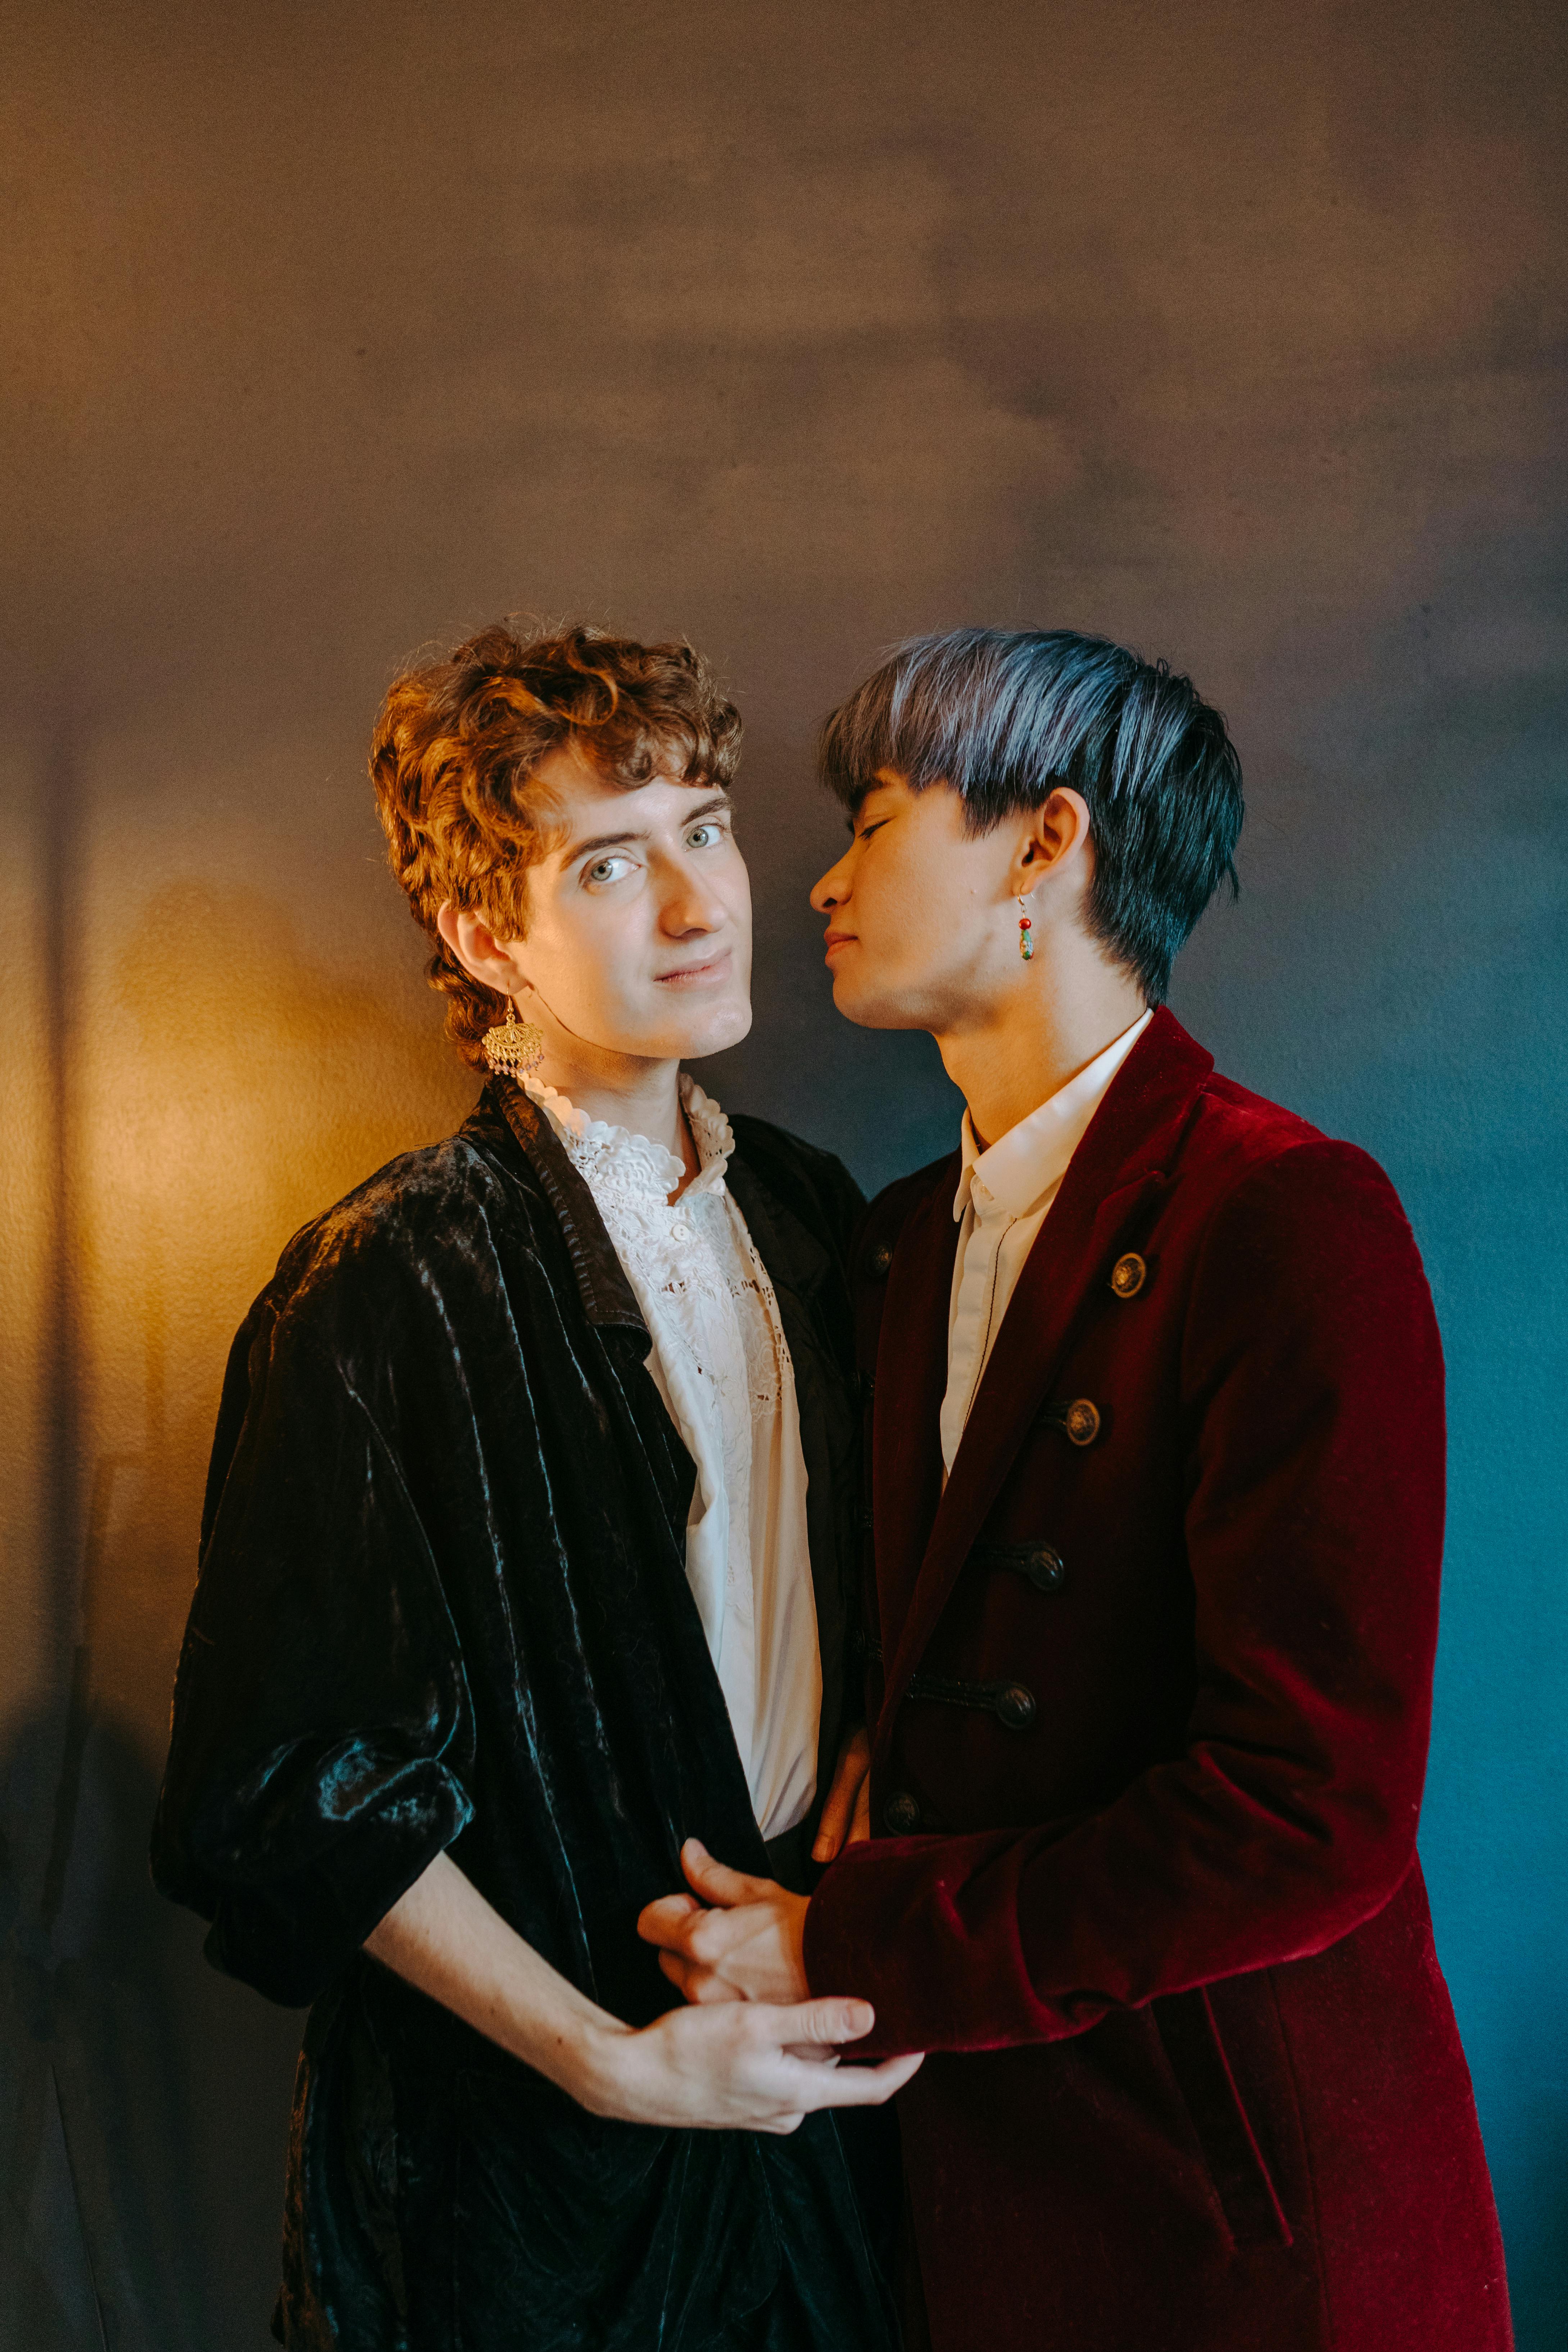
[366,1729,908,2136]
[639,1840,813,2008]
[630,1840,923,2129]
[637,1723,875,2012]
[632,1725,924,2131]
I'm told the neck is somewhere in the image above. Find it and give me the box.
[529,1043,699,1190]
[935,946,1147,1150]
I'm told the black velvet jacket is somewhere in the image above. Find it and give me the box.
[150,1082,892,2351]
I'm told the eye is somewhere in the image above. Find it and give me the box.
[686,820,726,849]
[584,854,635,887]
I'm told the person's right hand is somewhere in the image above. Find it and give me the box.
[581,1995,922,2134]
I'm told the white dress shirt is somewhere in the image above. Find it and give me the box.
[525,1072,821,1841]
[940,1010,1153,1476]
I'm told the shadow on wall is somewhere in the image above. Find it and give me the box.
[0,1704,302,2352]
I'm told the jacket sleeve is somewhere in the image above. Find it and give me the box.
[150,1287,476,2007]
[802,1140,1446,2054]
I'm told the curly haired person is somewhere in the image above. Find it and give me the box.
[153,624,911,2351]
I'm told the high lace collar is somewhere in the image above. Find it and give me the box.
[523,1071,736,1200]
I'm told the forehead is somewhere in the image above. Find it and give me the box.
[856,767,954,817]
[844,765,910,815]
[532,742,725,829]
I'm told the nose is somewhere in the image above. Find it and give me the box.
[660,857,729,936]
[810,849,852,915]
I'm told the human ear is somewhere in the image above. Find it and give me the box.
[435,901,531,995]
[1014,789,1093,896]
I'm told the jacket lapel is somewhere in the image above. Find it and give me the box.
[871,1157,962,1658]
[873,1010,1215,1762]
[724,1153,831,1321]
[485,1080,648,1331]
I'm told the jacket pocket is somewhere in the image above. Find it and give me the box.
[1153,1987,1293,2253]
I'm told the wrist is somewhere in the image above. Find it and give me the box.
[556,2013,640,2120]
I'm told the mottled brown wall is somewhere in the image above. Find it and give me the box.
[3,4,1564,2346]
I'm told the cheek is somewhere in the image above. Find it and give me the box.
[863,847,944,951]
[719,851,753,931]
[532,904,641,1018]
[722,861,753,930]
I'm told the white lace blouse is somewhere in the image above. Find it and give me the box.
[524,1072,822,1841]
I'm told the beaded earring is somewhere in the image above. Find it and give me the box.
[1017,896,1034,962]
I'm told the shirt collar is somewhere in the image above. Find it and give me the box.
[953,1008,1154,1223]
[524,1071,736,1198]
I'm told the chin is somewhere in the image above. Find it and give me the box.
[671,994,753,1061]
[830,974,925,1032]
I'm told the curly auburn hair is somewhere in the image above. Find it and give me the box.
[370,620,743,1068]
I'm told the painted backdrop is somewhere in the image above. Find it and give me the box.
[3,2,1564,2345]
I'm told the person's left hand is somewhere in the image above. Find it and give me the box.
[812,1724,872,1863]
[638,1840,811,2008]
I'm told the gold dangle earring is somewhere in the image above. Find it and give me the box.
[483,992,545,1079]
[1017,896,1035,962]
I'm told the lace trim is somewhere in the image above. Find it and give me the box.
[524,1073,782,1412]
[524,1073,735,1199]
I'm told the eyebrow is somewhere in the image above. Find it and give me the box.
[560,793,731,865]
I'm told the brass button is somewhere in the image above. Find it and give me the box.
[868,1241,893,1277]
[1110,1252,1147,1298]
[971,1537,1067,1593]
[1063,1398,1101,1447]
[884,1791,922,1835]
[994,1683,1037,1731]
[1024,1544,1066,1593]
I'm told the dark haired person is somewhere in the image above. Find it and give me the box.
[151,623,915,2351]
[639,629,1512,2351]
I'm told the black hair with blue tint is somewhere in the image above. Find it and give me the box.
[818,628,1243,1003]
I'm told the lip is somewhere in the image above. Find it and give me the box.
[654,948,733,987]
[822,930,857,963]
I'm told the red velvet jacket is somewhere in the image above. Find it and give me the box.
[803,1010,1511,2352]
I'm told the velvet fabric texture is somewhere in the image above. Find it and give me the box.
[151,1082,896,2352]
[803,1009,1512,2352]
